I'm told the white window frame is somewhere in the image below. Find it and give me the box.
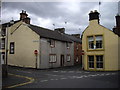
[1,38,5,49]
[50,40,55,48]
[88,55,94,69]
[66,42,70,49]
[67,55,71,62]
[96,55,103,69]
[95,36,103,49]
[49,54,57,63]
[87,35,103,50]
[1,53,5,64]
[88,36,94,49]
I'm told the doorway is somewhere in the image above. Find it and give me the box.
[60,55,64,67]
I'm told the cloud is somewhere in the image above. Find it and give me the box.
[1,2,118,35]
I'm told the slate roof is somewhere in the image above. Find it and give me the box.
[63,34,82,43]
[28,24,72,42]
[1,20,20,28]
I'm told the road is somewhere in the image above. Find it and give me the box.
[2,66,119,88]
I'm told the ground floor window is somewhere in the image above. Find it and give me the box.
[66,55,71,62]
[1,53,5,64]
[96,55,103,68]
[49,54,57,63]
[88,56,94,68]
[88,55,103,69]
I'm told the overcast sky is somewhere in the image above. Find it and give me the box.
[1,1,119,35]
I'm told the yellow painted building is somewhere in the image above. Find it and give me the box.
[82,10,120,71]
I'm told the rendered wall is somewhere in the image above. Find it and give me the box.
[40,38,74,69]
[82,20,119,71]
[8,22,40,68]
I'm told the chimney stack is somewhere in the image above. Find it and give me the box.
[113,15,120,36]
[72,34,80,38]
[20,10,30,24]
[55,28,65,34]
[115,15,120,27]
[89,10,100,24]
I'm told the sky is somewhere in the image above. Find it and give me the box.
[1,0,119,36]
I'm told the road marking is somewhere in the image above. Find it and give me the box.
[5,73,35,88]
[50,79,55,80]
[40,80,48,82]
[61,78,67,80]
[84,72,90,73]
[105,73,110,75]
[111,73,116,75]
[60,71,66,73]
[68,71,74,73]
[76,76,83,78]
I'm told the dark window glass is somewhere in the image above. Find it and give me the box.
[96,55,103,68]
[10,42,15,54]
[88,56,94,68]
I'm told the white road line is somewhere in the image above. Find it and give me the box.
[105,73,110,75]
[83,75,88,77]
[76,76,83,78]
[61,78,67,80]
[40,80,48,82]
[111,73,116,75]
[68,71,74,73]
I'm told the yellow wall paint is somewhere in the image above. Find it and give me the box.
[82,20,119,71]
[8,22,40,68]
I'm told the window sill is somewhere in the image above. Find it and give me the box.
[87,48,104,51]
[50,45,55,48]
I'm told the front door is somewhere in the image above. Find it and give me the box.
[60,55,64,66]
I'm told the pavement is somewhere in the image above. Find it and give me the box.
[2,65,120,89]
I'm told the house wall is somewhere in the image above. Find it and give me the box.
[8,22,40,68]
[82,20,119,71]
[40,38,74,69]
[74,42,82,66]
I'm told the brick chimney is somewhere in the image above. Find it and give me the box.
[116,15,120,27]
[20,10,30,24]
[89,10,100,24]
[55,28,65,34]
[113,15,120,36]
[72,34,80,38]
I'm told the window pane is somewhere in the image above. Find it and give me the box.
[10,42,14,54]
[96,55,103,68]
[96,36,103,49]
[49,55,56,63]
[88,36,94,49]
[88,56,94,68]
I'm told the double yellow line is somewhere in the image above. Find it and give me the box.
[4,73,35,88]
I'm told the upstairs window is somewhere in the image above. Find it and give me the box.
[87,35,103,50]
[88,36,94,49]
[95,36,103,49]
[66,42,70,49]
[10,42,15,54]
[0,38,5,49]
[1,29,6,36]
[50,39,55,48]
